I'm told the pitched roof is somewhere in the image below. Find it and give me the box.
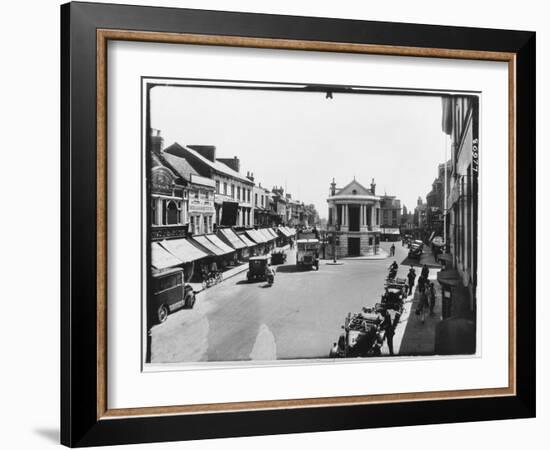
[151,151,187,184]
[164,142,253,184]
[161,151,199,181]
[335,179,373,196]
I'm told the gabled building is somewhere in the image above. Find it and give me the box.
[162,143,254,229]
[326,178,381,257]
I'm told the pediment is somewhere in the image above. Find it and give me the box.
[336,179,372,196]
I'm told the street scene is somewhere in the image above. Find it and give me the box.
[145,79,479,365]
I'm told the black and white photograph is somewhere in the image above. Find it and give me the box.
[143,78,479,366]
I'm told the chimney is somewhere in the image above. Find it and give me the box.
[150,129,164,154]
[370,178,376,195]
[246,171,254,182]
[216,156,240,172]
[330,178,336,196]
[188,145,217,162]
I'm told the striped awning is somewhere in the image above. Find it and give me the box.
[257,228,275,241]
[238,233,256,248]
[218,228,246,250]
[278,227,292,237]
[205,234,235,254]
[191,235,230,256]
[159,238,208,264]
[151,242,182,270]
[245,229,267,244]
[266,228,279,239]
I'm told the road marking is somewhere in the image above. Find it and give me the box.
[249,323,277,360]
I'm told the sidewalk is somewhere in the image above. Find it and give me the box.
[400,247,441,268]
[189,261,249,294]
[394,273,442,356]
[324,248,389,262]
[189,245,291,294]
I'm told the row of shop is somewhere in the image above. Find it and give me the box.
[151,226,297,282]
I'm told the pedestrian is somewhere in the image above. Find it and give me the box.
[390,243,395,256]
[407,266,416,296]
[382,309,395,356]
[428,282,436,316]
[421,264,429,279]
[418,274,426,294]
[417,289,430,324]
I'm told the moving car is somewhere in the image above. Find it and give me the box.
[246,255,271,282]
[296,238,320,270]
[151,268,196,324]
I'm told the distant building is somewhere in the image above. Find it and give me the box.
[326,178,381,258]
[379,195,402,228]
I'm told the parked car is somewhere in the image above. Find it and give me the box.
[408,240,424,259]
[151,268,196,324]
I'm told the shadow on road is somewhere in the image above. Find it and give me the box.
[276,265,317,274]
[401,253,441,268]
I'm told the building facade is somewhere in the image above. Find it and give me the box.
[163,144,255,229]
[150,151,189,241]
[441,95,479,315]
[326,178,381,258]
[379,195,402,228]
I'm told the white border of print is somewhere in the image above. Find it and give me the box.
[107,40,508,410]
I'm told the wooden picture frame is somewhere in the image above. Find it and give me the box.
[61,1,535,447]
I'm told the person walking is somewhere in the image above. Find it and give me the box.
[421,263,430,279]
[407,266,416,297]
[428,282,436,316]
[382,309,395,356]
[418,274,426,294]
[418,288,430,324]
[390,243,395,256]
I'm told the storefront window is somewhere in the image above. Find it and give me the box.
[151,198,158,225]
[165,200,179,225]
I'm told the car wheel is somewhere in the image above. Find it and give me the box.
[157,305,169,323]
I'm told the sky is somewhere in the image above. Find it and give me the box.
[150,84,448,219]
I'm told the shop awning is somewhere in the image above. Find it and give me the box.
[257,228,275,241]
[238,233,256,248]
[218,228,246,250]
[245,229,267,244]
[205,234,235,254]
[159,238,208,264]
[277,227,291,238]
[152,242,183,270]
[286,227,296,236]
[191,235,230,256]
[266,228,279,239]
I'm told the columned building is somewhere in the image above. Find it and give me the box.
[326,178,381,258]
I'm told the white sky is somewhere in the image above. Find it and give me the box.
[151,85,448,219]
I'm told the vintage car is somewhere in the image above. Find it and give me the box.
[408,239,424,259]
[151,268,196,324]
[329,310,385,358]
[270,249,287,265]
[296,238,320,270]
[246,255,271,282]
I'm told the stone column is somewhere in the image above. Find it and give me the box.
[344,204,348,227]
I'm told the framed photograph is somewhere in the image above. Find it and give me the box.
[61,1,535,447]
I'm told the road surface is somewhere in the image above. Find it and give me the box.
[150,241,412,363]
